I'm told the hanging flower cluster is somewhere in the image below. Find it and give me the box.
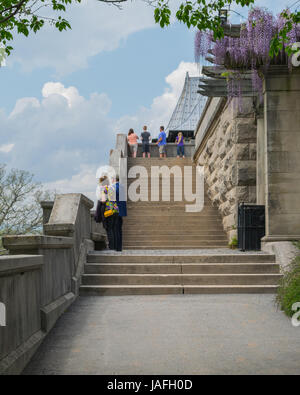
[195,7,300,100]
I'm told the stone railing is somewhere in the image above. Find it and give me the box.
[110,134,195,165]
[134,142,195,158]
[0,193,105,374]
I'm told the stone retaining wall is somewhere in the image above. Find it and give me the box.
[0,193,97,374]
[194,98,257,242]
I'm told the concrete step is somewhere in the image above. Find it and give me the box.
[79,284,278,296]
[81,273,282,286]
[124,211,220,216]
[127,158,193,164]
[84,263,280,275]
[123,230,227,236]
[123,236,228,242]
[122,240,228,247]
[123,217,223,223]
[122,226,226,232]
[123,245,229,250]
[125,209,219,214]
[87,253,276,264]
[126,203,212,208]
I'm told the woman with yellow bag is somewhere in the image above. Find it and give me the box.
[101,181,119,250]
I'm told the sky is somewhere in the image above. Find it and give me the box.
[0,0,292,200]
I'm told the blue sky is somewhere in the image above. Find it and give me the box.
[0,0,292,199]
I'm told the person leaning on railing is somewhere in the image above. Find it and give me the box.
[127,128,139,158]
[176,132,185,158]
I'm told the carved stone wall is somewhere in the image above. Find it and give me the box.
[194,98,257,242]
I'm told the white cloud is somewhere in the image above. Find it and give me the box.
[9,0,156,75]
[0,143,14,153]
[115,61,200,136]
[42,82,85,108]
[0,62,198,198]
[44,164,99,202]
[0,80,115,182]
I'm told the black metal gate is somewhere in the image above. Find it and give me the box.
[238,204,265,251]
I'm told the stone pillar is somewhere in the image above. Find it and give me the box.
[116,133,128,158]
[256,112,266,205]
[262,66,300,242]
[109,133,128,176]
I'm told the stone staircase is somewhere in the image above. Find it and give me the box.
[79,251,280,295]
[123,157,228,250]
[79,156,281,296]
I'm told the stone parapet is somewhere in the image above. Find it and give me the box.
[0,193,96,375]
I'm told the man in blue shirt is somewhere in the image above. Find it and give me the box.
[157,126,167,158]
[113,175,127,252]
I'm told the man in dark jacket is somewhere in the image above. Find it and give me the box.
[113,175,127,252]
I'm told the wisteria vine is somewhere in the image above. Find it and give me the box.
[195,7,300,102]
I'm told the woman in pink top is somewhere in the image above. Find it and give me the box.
[127,129,139,158]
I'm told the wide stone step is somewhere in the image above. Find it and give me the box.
[81,273,281,286]
[87,253,276,264]
[84,263,280,275]
[123,236,228,242]
[124,230,227,236]
[79,284,278,296]
[124,210,218,215]
[123,217,223,223]
[122,240,228,246]
[126,203,212,208]
[123,245,229,250]
[123,226,226,232]
[125,208,218,214]
[127,159,193,164]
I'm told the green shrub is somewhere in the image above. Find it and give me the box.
[276,254,300,318]
[229,236,238,249]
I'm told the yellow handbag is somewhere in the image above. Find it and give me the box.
[104,209,114,218]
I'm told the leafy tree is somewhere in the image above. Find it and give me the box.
[0,0,128,55]
[152,0,300,59]
[0,0,299,62]
[0,164,54,252]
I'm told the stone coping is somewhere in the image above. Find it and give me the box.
[40,201,54,209]
[91,233,106,242]
[0,255,43,276]
[2,235,74,251]
[43,223,75,236]
[136,142,195,146]
[80,194,94,209]
[262,236,300,243]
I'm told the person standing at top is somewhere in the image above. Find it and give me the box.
[141,125,151,158]
[176,132,185,158]
[127,128,139,158]
[157,126,167,158]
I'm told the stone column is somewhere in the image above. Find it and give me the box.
[256,111,266,205]
[262,66,300,242]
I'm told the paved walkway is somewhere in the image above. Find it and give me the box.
[23,294,300,375]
